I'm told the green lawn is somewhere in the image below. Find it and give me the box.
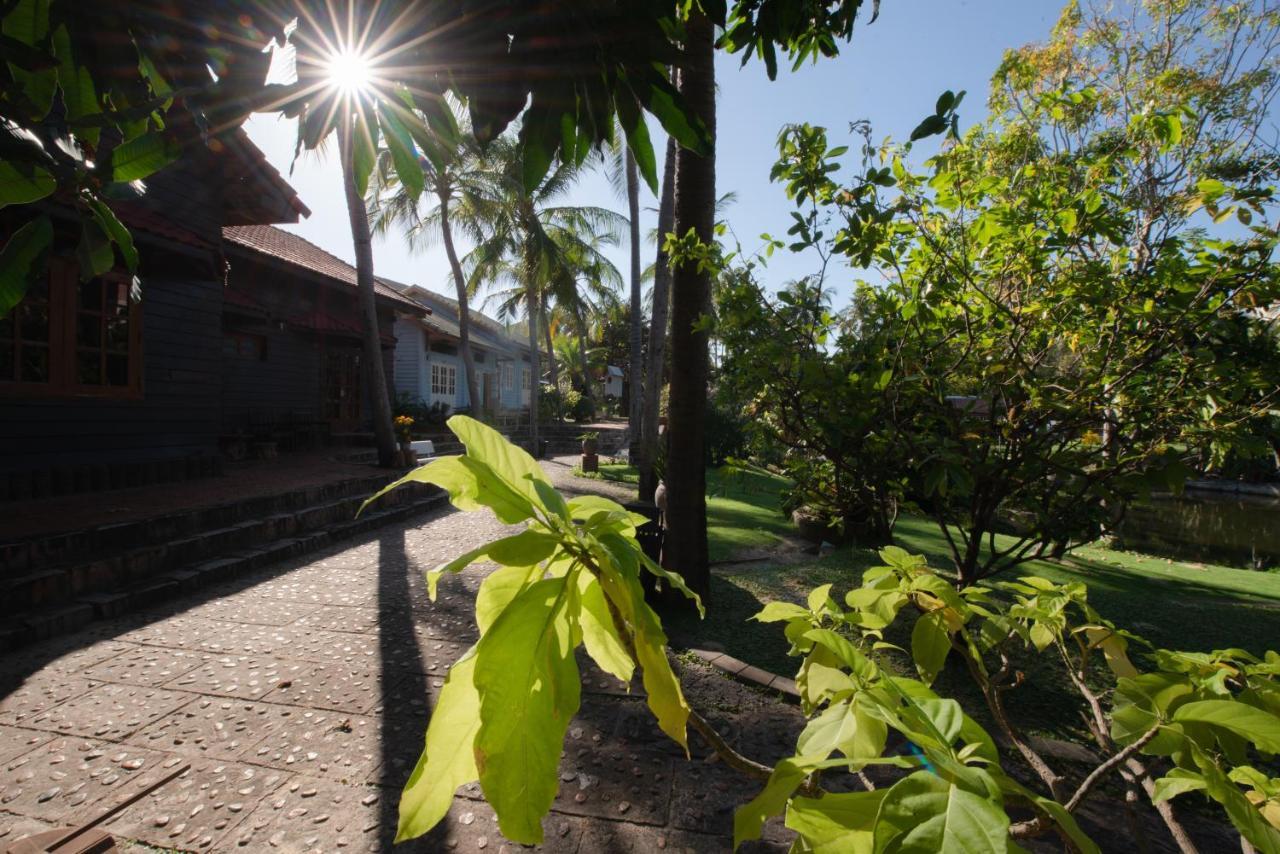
[580,465,1280,743]
[576,462,796,562]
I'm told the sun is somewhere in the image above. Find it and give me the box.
[325,50,373,95]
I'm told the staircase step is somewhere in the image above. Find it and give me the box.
[0,488,448,654]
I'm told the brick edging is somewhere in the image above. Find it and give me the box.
[688,648,799,699]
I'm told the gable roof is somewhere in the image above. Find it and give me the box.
[377,277,537,357]
[222,226,423,312]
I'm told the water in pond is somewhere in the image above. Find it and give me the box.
[1117,490,1280,570]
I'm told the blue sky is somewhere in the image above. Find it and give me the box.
[244,1,1064,313]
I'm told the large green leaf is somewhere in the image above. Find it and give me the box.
[0,215,51,317]
[611,532,703,615]
[876,771,1010,853]
[577,573,635,685]
[2,0,55,118]
[911,611,951,685]
[76,217,113,279]
[474,577,581,845]
[378,102,423,201]
[351,111,379,198]
[785,790,887,854]
[796,697,887,765]
[1174,700,1280,753]
[754,600,812,623]
[1190,742,1280,854]
[396,649,481,841]
[595,554,690,751]
[51,24,99,145]
[88,199,137,272]
[110,132,181,183]
[359,455,535,524]
[447,415,556,518]
[475,564,540,635]
[0,162,54,208]
[734,757,810,848]
[992,771,1099,854]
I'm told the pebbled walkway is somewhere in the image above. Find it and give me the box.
[0,465,803,853]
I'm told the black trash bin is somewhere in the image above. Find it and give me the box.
[624,500,664,604]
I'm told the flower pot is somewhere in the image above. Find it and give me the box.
[581,438,599,455]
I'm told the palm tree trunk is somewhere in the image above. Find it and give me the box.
[541,297,562,421]
[639,135,677,502]
[626,146,643,458]
[663,12,715,599]
[525,280,541,455]
[439,189,481,417]
[340,116,396,467]
[574,302,592,402]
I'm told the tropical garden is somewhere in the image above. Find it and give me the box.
[3,0,1280,851]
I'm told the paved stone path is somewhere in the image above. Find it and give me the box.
[0,474,805,853]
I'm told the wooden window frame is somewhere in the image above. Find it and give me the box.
[224,330,268,361]
[0,260,143,400]
[431,362,457,397]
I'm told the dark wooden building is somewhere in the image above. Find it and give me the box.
[0,132,420,499]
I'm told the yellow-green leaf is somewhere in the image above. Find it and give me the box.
[577,573,634,685]
[474,576,581,845]
[396,649,481,841]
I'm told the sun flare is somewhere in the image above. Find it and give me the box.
[325,50,373,94]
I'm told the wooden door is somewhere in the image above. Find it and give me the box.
[324,348,362,429]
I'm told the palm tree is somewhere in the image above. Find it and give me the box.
[338,110,398,467]
[664,11,717,599]
[367,108,497,417]
[593,122,648,462]
[464,141,627,452]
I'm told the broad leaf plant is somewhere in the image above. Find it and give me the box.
[369,417,1280,852]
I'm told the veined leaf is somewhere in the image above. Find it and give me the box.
[396,649,481,841]
[87,199,137,272]
[595,556,690,752]
[351,111,379,197]
[911,611,951,685]
[577,573,634,685]
[3,0,55,118]
[0,215,51,316]
[0,162,54,208]
[359,455,534,524]
[476,564,540,635]
[110,132,181,183]
[474,577,581,845]
[876,770,1010,853]
[755,600,812,623]
[51,24,99,145]
[422,525,555,601]
[625,535,704,616]
[797,697,888,765]
[785,790,887,854]
[1152,769,1208,803]
[378,102,423,201]
[447,415,555,518]
[734,757,811,848]
[1174,700,1280,753]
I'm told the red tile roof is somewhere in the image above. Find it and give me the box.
[221,225,424,312]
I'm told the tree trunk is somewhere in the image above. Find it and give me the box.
[439,189,480,417]
[626,146,643,459]
[638,134,677,502]
[525,281,541,455]
[662,14,715,600]
[574,303,592,402]
[340,117,396,468]
[541,298,561,420]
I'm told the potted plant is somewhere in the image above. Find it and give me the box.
[394,415,415,465]
[579,431,600,455]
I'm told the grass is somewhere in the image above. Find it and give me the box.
[575,462,796,562]
[586,464,1280,744]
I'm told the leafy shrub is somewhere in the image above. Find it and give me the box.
[393,395,451,429]
[567,389,595,422]
[367,421,1280,852]
[704,398,747,467]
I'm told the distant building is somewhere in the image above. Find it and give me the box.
[382,281,538,416]
[604,365,625,399]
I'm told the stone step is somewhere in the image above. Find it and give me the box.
[1,479,440,616]
[0,487,448,652]
[1,472,397,576]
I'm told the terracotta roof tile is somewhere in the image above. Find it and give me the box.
[221,225,423,311]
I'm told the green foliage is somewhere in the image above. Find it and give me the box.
[747,546,1280,852]
[730,2,1280,583]
[362,416,702,845]
[719,271,904,546]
